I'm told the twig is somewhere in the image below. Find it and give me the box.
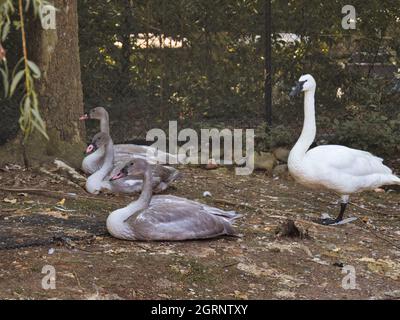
[73,271,84,291]
[221,261,239,268]
[53,159,87,185]
[349,201,399,218]
[40,167,83,189]
[132,243,156,253]
[0,187,126,205]
[2,208,18,212]
[18,0,30,92]
[21,138,30,168]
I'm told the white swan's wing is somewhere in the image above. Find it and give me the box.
[126,196,238,240]
[306,145,393,176]
[151,196,240,219]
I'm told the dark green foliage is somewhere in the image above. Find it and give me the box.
[53,1,400,155]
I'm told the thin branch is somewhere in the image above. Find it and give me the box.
[0,187,128,205]
[18,0,30,92]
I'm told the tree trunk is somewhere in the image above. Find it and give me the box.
[0,0,86,168]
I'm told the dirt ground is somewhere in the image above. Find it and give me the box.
[0,162,399,300]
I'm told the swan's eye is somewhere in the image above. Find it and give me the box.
[130,162,134,166]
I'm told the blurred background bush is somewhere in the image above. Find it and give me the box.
[2,0,399,157]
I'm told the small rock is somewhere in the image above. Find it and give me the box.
[203,191,212,197]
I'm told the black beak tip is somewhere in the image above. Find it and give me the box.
[289,89,299,98]
[289,81,305,98]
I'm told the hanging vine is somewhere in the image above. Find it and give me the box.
[0,0,53,141]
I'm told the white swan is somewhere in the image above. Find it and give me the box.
[106,158,241,241]
[288,74,400,225]
[85,132,181,195]
[80,107,185,174]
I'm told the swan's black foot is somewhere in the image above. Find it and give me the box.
[320,217,342,225]
[317,202,348,226]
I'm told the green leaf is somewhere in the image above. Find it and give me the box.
[18,95,29,130]
[24,95,31,113]
[24,0,30,12]
[0,0,8,6]
[9,70,24,97]
[0,68,9,97]
[27,60,41,78]
[1,20,10,42]
[12,20,21,30]
[31,108,49,140]
[12,58,24,78]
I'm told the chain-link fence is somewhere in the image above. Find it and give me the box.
[77,0,400,156]
[78,0,269,144]
[1,1,399,156]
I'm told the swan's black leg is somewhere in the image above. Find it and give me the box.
[320,202,347,225]
[335,203,347,222]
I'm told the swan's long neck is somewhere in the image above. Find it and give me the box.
[106,168,153,240]
[100,113,110,135]
[128,169,153,215]
[96,139,114,178]
[86,139,114,193]
[82,146,105,173]
[136,168,153,210]
[289,89,316,162]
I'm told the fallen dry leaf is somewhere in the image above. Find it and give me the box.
[57,198,66,206]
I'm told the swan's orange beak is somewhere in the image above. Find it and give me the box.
[289,80,306,97]
[79,113,89,120]
[86,144,96,154]
[110,166,128,181]
[110,171,126,181]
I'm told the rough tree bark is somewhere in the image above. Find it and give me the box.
[0,0,85,168]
